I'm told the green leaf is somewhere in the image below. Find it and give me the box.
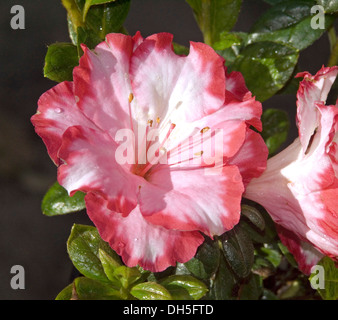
[252,1,316,33]
[74,277,123,300]
[238,274,263,300]
[262,0,285,4]
[41,182,85,216]
[317,0,338,13]
[172,42,190,56]
[67,224,111,282]
[83,0,117,20]
[309,256,338,300]
[113,265,142,289]
[130,282,172,300]
[277,242,298,267]
[55,283,74,300]
[43,43,79,82]
[208,254,236,300]
[230,41,298,101]
[261,108,290,155]
[241,204,265,231]
[258,244,282,268]
[221,224,255,278]
[63,0,130,49]
[186,0,242,46]
[160,275,208,300]
[98,248,122,286]
[248,1,335,51]
[213,32,242,50]
[184,236,220,279]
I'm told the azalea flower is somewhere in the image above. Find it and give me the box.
[245,66,338,274]
[32,32,267,272]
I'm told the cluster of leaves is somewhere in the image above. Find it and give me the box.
[42,0,338,300]
[56,224,208,300]
[188,0,337,102]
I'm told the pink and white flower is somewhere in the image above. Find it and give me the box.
[245,66,338,274]
[32,32,267,272]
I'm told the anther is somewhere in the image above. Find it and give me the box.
[128,93,134,103]
[200,126,210,133]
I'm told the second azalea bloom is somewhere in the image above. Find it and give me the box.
[245,66,338,274]
[32,32,267,272]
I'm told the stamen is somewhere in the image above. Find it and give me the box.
[200,126,210,133]
[194,151,204,157]
[156,117,161,124]
[128,93,134,103]
[138,123,176,177]
[148,119,153,127]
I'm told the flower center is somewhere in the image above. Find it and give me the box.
[131,122,176,179]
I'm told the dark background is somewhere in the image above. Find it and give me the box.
[0,0,333,299]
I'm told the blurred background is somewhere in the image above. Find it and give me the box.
[0,0,333,299]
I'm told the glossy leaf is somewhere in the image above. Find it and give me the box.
[63,0,130,49]
[41,181,85,216]
[208,254,236,300]
[261,108,290,155]
[213,32,242,50]
[55,283,74,300]
[160,275,208,300]
[309,256,338,300]
[113,266,142,289]
[67,224,111,282]
[317,0,338,13]
[83,0,117,20]
[241,204,265,231]
[230,41,298,101]
[130,282,172,300]
[98,248,122,286]
[74,277,123,300]
[184,236,220,279]
[221,224,255,278]
[186,0,242,45]
[249,1,335,50]
[43,43,79,82]
[251,1,317,33]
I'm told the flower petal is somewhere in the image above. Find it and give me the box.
[85,193,204,272]
[31,81,95,165]
[139,165,244,237]
[57,125,143,215]
[73,33,136,137]
[296,66,338,152]
[276,225,324,275]
[229,129,268,187]
[129,33,226,128]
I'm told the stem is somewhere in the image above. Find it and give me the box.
[328,26,338,67]
[201,0,213,46]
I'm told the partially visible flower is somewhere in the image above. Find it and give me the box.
[32,32,267,272]
[245,66,338,274]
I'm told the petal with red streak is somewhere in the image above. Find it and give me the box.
[130,33,226,126]
[57,125,143,215]
[85,193,205,272]
[31,81,95,165]
[139,165,244,237]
